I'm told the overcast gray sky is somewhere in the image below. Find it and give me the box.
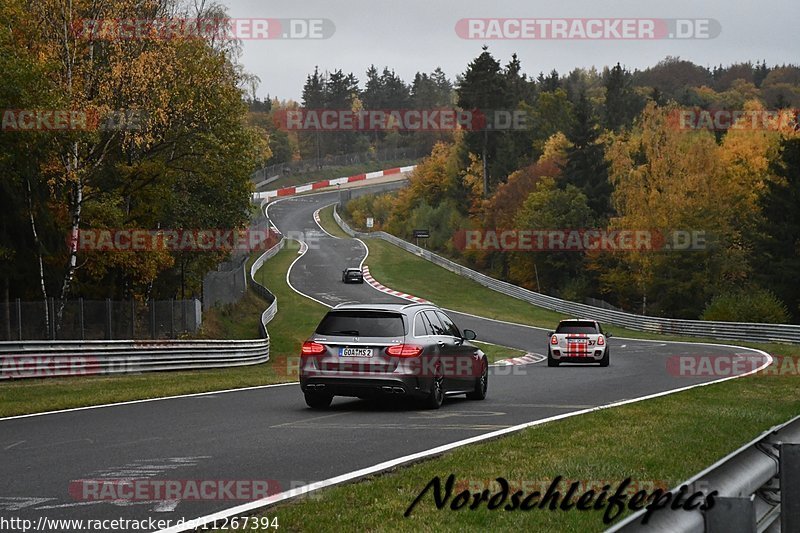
[221,0,799,101]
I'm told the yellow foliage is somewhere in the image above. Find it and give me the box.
[538,132,572,166]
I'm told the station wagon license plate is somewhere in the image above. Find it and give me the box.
[339,347,373,357]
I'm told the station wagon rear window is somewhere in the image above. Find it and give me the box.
[316,311,407,337]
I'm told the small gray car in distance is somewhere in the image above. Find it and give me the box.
[299,302,488,409]
[547,319,612,367]
[341,267,364,283]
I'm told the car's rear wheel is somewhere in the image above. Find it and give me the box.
[423,371,444,409]
[466,358,488,400]
[547,351,560,367]
[304,392,333,409]
[599,349,609,367]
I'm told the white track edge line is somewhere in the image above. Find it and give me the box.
[312,203,339,239]
[0,381,298,422]
[158,346,773,533]
[285,239,332,309]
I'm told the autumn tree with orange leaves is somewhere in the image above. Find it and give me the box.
[1,0,269,331]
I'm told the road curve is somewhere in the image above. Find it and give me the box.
[0,186,770,532]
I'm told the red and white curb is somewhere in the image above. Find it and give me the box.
[253,165,417,201]
[362,266,430,303]
[494,353,545,366]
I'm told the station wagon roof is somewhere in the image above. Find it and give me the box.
[332,302,431,313]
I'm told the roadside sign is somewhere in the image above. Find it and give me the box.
[366,217,374,228]
[413,229,430,239]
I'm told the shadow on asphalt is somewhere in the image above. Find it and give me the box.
[294,396,476,413]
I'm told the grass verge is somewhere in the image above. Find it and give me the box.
[317,204,351,239]
[472,341,526,364]
[0,241,326,418]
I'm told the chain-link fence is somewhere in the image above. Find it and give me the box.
[0,298,201,341]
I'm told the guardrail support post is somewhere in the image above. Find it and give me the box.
[48,297,55,340]
[79,298,84,340]
[182,298,187,333]
[705,495,756,532]
[781,443,800,532]
[105,298,112,340]
[150,299,156,339]
[16,298,22,340]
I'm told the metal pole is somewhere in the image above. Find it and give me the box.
[170,298,175,338]
[49,297,55,340]
[781,443,800,533]
[130,299,135,339]
[79,298,84,340]
[105,298,112,340]
[150,299,156,339]
[16,298,22,341]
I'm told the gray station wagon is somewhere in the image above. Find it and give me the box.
[299,303,488,409]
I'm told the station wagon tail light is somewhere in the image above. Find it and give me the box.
[385,344,423,357]
[550,335,558,345]
[301,341,326,356]
[597,336,605,346]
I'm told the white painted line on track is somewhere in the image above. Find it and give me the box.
[284,239,332,309]
[312,203,340,239]
[356,238,369,269]
[0,382,299,422]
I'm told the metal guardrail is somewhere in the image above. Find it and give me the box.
[609,415,800,533]
[0,236,286,378]
[0,338,272,377]
[333,205,800,345]
[248,237,285,337]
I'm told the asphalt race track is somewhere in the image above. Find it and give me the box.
[0,186,770,532]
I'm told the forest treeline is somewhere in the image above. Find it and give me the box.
[336,51,800,322]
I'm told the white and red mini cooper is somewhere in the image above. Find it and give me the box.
[547,319,611,367]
